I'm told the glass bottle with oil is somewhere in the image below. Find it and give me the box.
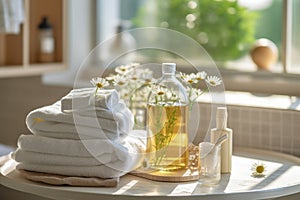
[146,63,189,171]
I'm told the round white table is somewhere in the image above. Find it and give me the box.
[1,147,300,200]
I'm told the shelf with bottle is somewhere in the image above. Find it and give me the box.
[0,0,67,78]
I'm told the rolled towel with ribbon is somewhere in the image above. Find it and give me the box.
[61,88,120,112]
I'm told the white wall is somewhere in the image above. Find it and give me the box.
[42,0,96,87]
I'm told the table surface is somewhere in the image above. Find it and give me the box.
[1,147,300,200]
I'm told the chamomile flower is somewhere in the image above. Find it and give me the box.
[182,73,198,84]
[130,62,140,68]
[144,78,156,86]
[129,74,139,81]
[119,89,130,99]
[142,158,150,169]
[90,77,109,89]
[166,90,179,102]
[138,68,153,80]
[113,74,127,86]
[251,162,267,177]
[152,85,169,96]
[195,71,207,81]
[177,72,187,80]
[187,87,202,101]
[115,65,133,75]
[206,76,222,86]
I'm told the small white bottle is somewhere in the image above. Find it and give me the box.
[210,107,232,173]
[38,17,55,62]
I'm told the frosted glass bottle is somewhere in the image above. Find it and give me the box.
[210,107,233,173]
[146,63,189,171]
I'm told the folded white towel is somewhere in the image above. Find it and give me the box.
[15,130,146,178]
[17,131,146,159]
[18,135,121,158]
[26,101,134,139]
[31,129,119,140]
[12,149,119,166]
[16,163,124,178]
[61,88,120,112]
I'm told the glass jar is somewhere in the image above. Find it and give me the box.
[146,63,189,171]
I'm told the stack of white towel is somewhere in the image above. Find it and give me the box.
[12,88,146,178]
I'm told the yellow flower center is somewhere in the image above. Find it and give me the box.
[188,80,194,83]
[157,91,164,95]
[210,81,216,85]
[256,165,264,174]
[96,83,103,88]
[118,82,125,85]
[34,117,44,123]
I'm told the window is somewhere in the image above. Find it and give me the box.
[96,0,300,96]
[290,0,300,73]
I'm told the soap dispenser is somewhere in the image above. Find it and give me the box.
[38,16,55,62]
[210,107,232,173]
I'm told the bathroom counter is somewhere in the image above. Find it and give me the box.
[1,147,300,200]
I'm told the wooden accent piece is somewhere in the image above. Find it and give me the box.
[250,38,278,71]
[0,34,5,65]
[29,0,63,64]
[131,168,199,182]
[0,28,23,66]
[4,31,23,66]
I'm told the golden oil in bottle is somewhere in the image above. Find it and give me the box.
[146,104,189,171]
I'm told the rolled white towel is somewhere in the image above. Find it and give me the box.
[26,101,134,139]
[61,88,120,112]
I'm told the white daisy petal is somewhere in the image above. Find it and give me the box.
[182,73,198,84]
[90,77,109,88]
[113,74,128,86]
[196,71,207,80]
[152,85,168,96]
[187,87,203,101]
[177,72,187,80]
[206,76,222,86]
[115,65,134,74]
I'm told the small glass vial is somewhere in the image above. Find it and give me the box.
[38,17,55,62]
[198,142,221,185]
[146,63,189,171]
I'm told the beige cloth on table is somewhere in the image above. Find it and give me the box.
[18,169,118,187]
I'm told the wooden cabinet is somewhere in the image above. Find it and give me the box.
[0,0,67,78]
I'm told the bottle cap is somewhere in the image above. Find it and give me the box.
[216,107,227,129]
[38,17,52,29]
[162,63,176,74]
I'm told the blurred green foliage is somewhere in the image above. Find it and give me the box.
[133,0,257,62]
